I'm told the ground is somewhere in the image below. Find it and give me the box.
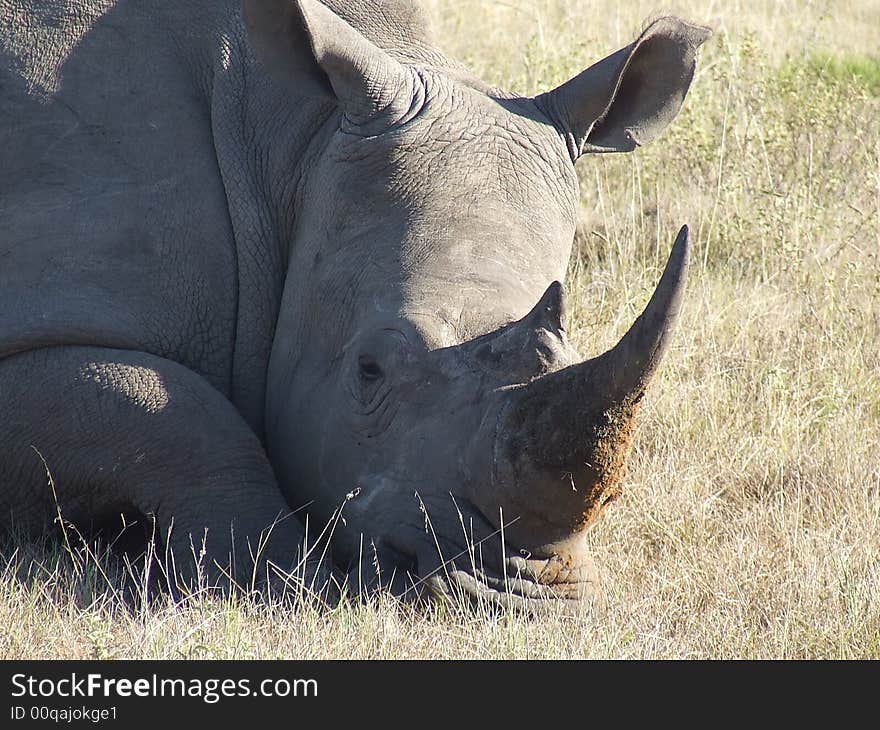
[1,0,878,658]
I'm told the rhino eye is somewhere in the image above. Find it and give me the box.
[358,354,384,381]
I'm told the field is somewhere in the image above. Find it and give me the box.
[2,0,878,659]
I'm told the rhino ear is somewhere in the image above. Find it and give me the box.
[242,0,414,129]
[536,17,711,158]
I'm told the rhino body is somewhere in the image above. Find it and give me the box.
[0,0,708,606]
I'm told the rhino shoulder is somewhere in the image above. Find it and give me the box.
[325,0,442,64]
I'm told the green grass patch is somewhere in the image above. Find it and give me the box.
[792,51,880,96]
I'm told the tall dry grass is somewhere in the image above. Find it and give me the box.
[1,0,878,658]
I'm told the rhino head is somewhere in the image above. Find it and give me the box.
[244,0,708,608]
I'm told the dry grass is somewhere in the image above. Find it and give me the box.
[2,0,878,658]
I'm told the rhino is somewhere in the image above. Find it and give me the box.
[0,0,709,608]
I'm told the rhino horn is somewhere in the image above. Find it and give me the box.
[519,280,566,335]
[585,223,689,399]
[483,226,689,548]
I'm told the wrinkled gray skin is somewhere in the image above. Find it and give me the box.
[0,0,709,608]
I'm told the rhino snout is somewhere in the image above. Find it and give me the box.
[467,226,690,557]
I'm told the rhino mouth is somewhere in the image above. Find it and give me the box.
[346,493,602,612]
[414,520,601,612]
[416,544,602,612]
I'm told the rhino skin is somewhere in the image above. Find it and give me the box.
[0,0,709,608]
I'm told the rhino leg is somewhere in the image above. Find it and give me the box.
[0,346,333,598]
